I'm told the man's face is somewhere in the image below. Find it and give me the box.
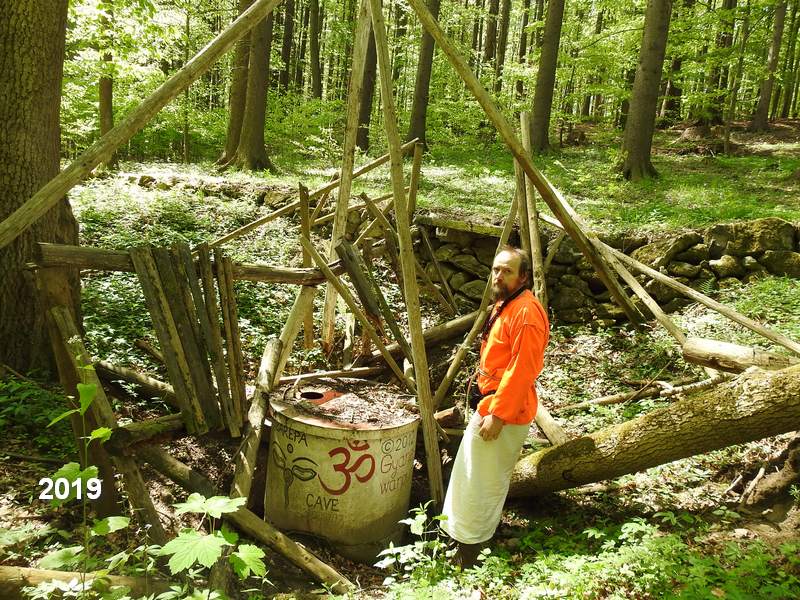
[491,250,526,301]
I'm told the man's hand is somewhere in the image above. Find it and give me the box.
[478,414,504,441]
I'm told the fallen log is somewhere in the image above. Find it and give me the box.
[682,336,800,373]
[0,566,170,600]
[105,413,186,455]
[508,364,800,498]
[367,310,478,362]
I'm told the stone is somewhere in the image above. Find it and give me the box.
[547,264,568,277]
[556,308,593,323]
[661,298,693,313]
[668,261,701,278]
[459,279,488,301]
[434,243,460,262]
[448,271,473,291]
[704,218,796,258]
[595,303,626,320]
[630,232,702,269]
[576,256,592,271]
[138,174,156,187]
[718,277,742,289]
[758,250,800,277]
[594,290,612,302]
[674,243,710,264]
[550,237,581,265]
[440,228,474,248]
[454,293,478,311]
[709,255,744,278]
[594,319,616,328]
[689,269,718,293]
[550,286,587,310]
[425,262,457,283]
[644,279,681,303]
[598,231,649,252]
[473,237,498,267]
[450,253,491,278]
[560,274,592,296]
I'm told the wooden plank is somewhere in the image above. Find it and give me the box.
[196,243,238,436]
[300,235,416,392]
[404,0,644,325]
[130,246,205,434]
[0,0,283,251]
[152,247,222,431]
[419,227,458,311]
[321,0,372,351]
[368,0,444,506]
[407,142,424,218]
[176,243,239,436]
[278,366,385,383]
[299,185,315,350]
[216,251,247,424]
[682,337,800,373]
[520,112,548,307]
[49,306,168,544]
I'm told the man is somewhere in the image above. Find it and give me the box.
[441,245,549,567]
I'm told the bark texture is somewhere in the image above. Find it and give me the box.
[509,364,800,498]
[309,0,322,97]
[0,0,79,373]
[356,26,377,152]
[749,0,787,131]
[620,0,672,180]
[529,0,566,153]
[406,0,441,146]
[219,0,254,164]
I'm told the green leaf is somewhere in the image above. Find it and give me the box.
[50,463,99,507]
[229,544,266,579]
[88,426,112,443]
[173,492,208,516]
[92,516,130,537]
[173,493,245,518]
[38,545,84,569]
[159,529,231,575]
[77,382,97,415]
[48,408,79,428]
[219,524,239,546]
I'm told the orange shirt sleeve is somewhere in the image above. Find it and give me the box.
[483,308,547,422]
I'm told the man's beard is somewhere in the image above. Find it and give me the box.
[491,282,511,301]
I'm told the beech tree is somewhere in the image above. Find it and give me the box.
[0,0,79,372]
[406,0,441,146]
[528,0,566,153]
[620,0,673,181]
[750,0,787,131]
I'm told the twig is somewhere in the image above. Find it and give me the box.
[723,473,743,496]
[0,451,66,465]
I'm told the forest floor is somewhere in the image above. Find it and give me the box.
[2,122,800,599]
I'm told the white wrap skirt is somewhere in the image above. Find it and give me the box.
[440,411,531,544]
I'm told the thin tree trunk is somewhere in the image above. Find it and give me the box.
[98,3,117,168]
[183,10,191,163]
[392,5,407,84]
[780,0,800,117]
[406,0,442,146]
[515,0,531,96]
[0,0,79,373]
[724,0,751,152]
[483,0,500,64]
[280,0,295,91]
[493,0,511,92]
[749,0,787,130]
[294,3,309,91]
[510,364,800,498]
[356,25,377,151]
[620,0,673,181]
[709,0,737,124]
[533,0,545,50]
[233,14,276,171]
[219,0,254,164]
[529,0,566,153]
[309,0,322,97]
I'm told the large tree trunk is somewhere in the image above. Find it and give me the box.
[708,0,737,125]
[279,0,295,92]
[219,0,254,164]
[233,14,276,171]
[98,3,117,168]
[509,364,800,498]
[0,0,79,373]
[356,26,377,152]
[406,0,442,146]
[620,0,672,181]
[779,0,800,117]
[309,0,322,97]
[749,0,787,131]
[493,0,511,92]
[483,0,500,65]
[528,0,566,153]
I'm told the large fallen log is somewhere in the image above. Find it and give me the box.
[508,364,800,498]
[682,336,800,373]
[0,566,170,600]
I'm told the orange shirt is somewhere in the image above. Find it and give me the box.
[476,289,549,424]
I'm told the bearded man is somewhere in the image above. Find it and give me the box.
[440,245,550,567]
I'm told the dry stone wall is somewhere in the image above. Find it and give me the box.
[412,216,800,325]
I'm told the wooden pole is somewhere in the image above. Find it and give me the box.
[278,366,385,383]
[682,337,800,373]
[0,0,284,251]
[419,227,458,310]
[321,0,372,352]
[520,111,548,308]
[368,310,478,362]
[95,360,178,408]
[404,0,644,326]
[300,235,416,391]
[513,160,532,258]
[299,185,315,349]
[407,142,425,219]
[0,566,170,600]
[368,0,444,506]
[533,405,569,446]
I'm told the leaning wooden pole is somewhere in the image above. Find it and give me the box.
[320,0,371,352]
[368,0,444,506]
[0,0,283,251]
[404,0,643,326]
[520,112,548,308]
[299,185,315,349]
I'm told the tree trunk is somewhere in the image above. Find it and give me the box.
[708,0,737,125]
[515,0,531,96]
[0,0,79,373]
[533,0,545,50]
[356,25,377,152]
[294,4,310,90]
[529,0,566,153]
[493,0,511,92]
[620,0,672,181]
[233,14,276,171]
[309,0,322,97]
[392,6,407,84]
[98,3,117,168]
[219,0,254,164]
[780,0,800,117]
[280,0,295,91]
[659,56,683,123]
[749,0,787,131]
[509,364,800,498]
[483,0,500,64]
[406,0,442,146]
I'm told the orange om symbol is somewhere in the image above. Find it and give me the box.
[319,440,376,495]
